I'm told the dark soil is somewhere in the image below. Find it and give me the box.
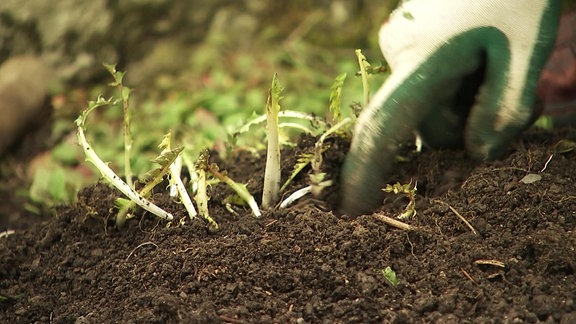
[1,129,575,323]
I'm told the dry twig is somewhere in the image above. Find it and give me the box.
[474,259,506,268]
[435,200,478,235]
[373,213,417,231]
[460,268,478,285]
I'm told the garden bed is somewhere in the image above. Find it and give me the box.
[1,128,575,323]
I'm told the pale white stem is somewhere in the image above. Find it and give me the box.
[0,230,15,239]
[262,121,281,209]
[234,110,327,134]
[169,160,197,219]
[169,155,182,197]
[279,180,333,208]
[246,195,262,217]
[77,126,173,221]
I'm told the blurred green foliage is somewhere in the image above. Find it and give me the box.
[22,4,390,213]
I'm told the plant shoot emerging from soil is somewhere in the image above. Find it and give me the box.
[355,49,371,107]
[262,74,283,209]
[381,266,399,286]
[75,97,174,223]
[277,72,354,205]
[115,140,182,227]
[382,181,417,219]
[159,133,199,221]
[103,63,134,189]
[200,150,262,218]
[194,151,219,231]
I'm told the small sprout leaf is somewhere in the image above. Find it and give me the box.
[382,181,417,219]
[381,266,399,286]
[533,115,554,130]
[402,11,414,20]
[281,153,314,192]
[328,72,347,124]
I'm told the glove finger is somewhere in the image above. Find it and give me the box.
[465,10,559,159]
[341,72,419,217]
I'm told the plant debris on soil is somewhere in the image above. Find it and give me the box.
[1,128,575,323]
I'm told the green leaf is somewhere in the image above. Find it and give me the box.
[381,266,399,286]
[103,63,125,86]
[328,72,347,124]
[402,11,414,20]
[280,153,314,192]
[533,115,554,130]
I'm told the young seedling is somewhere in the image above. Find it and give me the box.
[355,49,371,107]
[199,150,262,217]
[382,181,417,219]
[103,63,134,189]
[262,74,283,209]
[353,49,390,115]
[309,115,353,197]
[159,132,198,221]
[114,138,183,227]
[75,98,174,224]
[194,151,218,231]
[279,71,355,206]
[277,147,333,207]
[381,266,399,286]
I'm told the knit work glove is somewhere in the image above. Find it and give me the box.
[342,0,561,216]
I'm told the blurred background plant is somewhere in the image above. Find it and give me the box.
[0,0,398,217]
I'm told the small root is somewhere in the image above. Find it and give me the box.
[125,241,158,262]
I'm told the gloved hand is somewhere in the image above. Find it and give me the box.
[341,0,561,216]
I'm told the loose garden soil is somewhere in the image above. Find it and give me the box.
[1,128,575,323]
